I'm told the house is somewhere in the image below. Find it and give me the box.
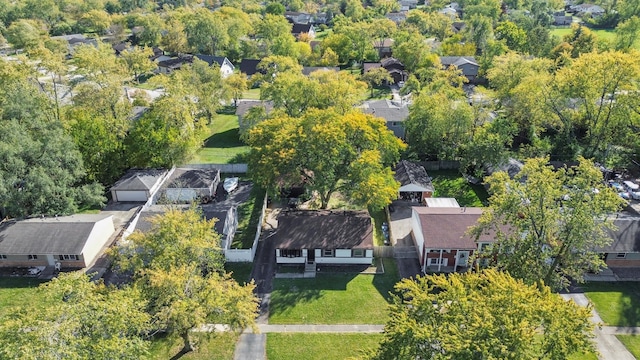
[451,21,466,33]
[400,0,418,11]
[112,42,130,56]
[150,47,170,62]
[569,3,605,15]
[161,168,221,203]
[0,215,115,269]
[386,12,407,24]
[439,6,459,18]
[157,55,234,78]
[553,15,573,25]
[239,59,262,76]
[394,160,434,203]
[291,23,316,39]
[363,58,408,85]
[373,38,394,58]
[425,197,460,207]
[485,158,524,179]
[50,34,98,55]
[301,66,340,76]
[599,216,640,267]
[411,207,493,273]
[110,169,169,202]
[284,11,313,24]
[439,56,479,83]
[362,99,409,138]
[274,210,374,266]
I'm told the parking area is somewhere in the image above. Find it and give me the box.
[388,200,421,279]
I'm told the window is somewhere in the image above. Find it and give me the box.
[478,243,492,252]
[280,249,302,258]
[58,255,79,261]
[617,253,627,258]
[27,255,38,260]
[352,249,364,258]
[430,258,446,265]
[0,255,6,260]
[323,249,334,257]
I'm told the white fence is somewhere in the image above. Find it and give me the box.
[224,191,267,262]
[186,163,248,173]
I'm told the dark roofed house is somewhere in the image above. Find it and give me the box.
[554,15,573,25]
[386,12,407,24]
[291,23,316,39]
[110,169,169,202]
[363,58,407,85]
[362,99,409,138]
[394,160,434,203]
[439,56,479,83]
[239,59,262,76]
[411,207,497,273]
[600,217,640,268]
[0,214,116,269]
[51,34,98,55]
[157,55,234,77]
[162,168,221,203]
[274,210,374,267]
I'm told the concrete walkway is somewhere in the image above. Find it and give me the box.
[561,293,635,360]
[256,324,384,333]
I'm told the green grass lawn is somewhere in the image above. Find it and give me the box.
[363,86,393,101]
[616,335,640,358]
[550,27,619,46]
[369,207,388,247]
[583,282,640,327]
[190,113,250,164]
[241,88,261,100]
[267,333,382,360]
[429,170,489,207]
[147,332,239,360]
[269,259,399,324]
[225,262,253,285]
[0,277,48,317]
[232,186,266,249]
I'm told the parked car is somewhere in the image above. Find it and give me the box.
[619,192,631,200]
[624,180,639,192]
[631,191,640,200]
[223,177,239,193]
[609,181,624,192]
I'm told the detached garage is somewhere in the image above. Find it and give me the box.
[394,160,434,203]
[110,169,168,202]
[162,168,221,203]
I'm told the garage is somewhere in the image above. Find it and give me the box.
[113,190,149,202]
[110,169,169,203]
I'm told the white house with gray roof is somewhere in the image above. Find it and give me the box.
[0,215,115,269]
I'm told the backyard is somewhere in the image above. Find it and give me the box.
[269,259,399,324]
[0,277,48,317]
[583,282,640,327]
[266,333,382,360]
[190,112,250,164]
[232,186,266,249]
[225,262,254,285]
[429,170,489,207]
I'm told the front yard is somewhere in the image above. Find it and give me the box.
[616,335,640,358]
[429,170,489,207]
[147,332,238,360]
[269,259,399,324]
[190,113,250,164]
[266,333,382,360]
[582,282,640,327]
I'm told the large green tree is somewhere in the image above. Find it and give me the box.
[114,208,258,353]
[472,157,624,290]
[372,270,595,360]
[248,109,405,209]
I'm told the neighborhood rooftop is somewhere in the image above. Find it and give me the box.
[413,207,486,250]
[165,168,220,189]
[110,169,167,191]
[394,160,434,191]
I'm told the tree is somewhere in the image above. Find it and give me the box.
[552,24,597,59]
[77,9,112,34]
[161,19,189,54]
[255,14,294,56]
[0,272,150,360]
[361,67,392,97]
[248,109,405,209]
[184,8,229,55]
[5,19,43,49]
[472,157,625,290]
[495,20,527,52]
[225,72,248,107]
[372,270,595,360]
[114,208,259,353]
[615,16,640,50]
[119,46,155,83]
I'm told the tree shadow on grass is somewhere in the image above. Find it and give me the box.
[585,281,640,329]
[616,282,640,329]
[372,259,401,303]
[203,128,244,148]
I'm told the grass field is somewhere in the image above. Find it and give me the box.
[267,333,382,360]
[241,88,261,100]
[190,113,250,164]
[232,186,266,249]
[269,259,399,324]
[0,277,48,317]
[616,335,640,358]
[429,170,489,207]
[225,262,254,285]
[583,282,640,327]
[550,26,618,44]
[147,332,239,360]
[369,207,389,247]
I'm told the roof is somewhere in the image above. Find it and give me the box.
[302,67,340,76]
[413,207,487,249]
[600,217,640,253]
[394,160,434,191]
[235,100,274,117]
[381,57,404,68]
[165,168,220,189]
[194,55,233,68]
[292,23,313,34]
[362,99,409,122]
[374,38,394,48]
[274,210,373,250]
[425,198,460,207]
[440,56,478,67]
[111,169,167,191]
[134,207,226,236]
[363,62,382,72]
[485,158,524,179]
[157,57,188,68]
[239,59,261,76]
[0,215,112,255]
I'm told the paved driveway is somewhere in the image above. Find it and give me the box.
[389,201,421,279]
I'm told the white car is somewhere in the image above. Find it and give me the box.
[223,177,239,193]
[631,191,640,200]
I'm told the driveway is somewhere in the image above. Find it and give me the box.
[389,201,421,279]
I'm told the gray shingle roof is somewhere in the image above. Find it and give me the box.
[601,217,640,253]
[0,215,112,255]
[166,168,220,189]
[111,169,167,191]
[394,160,434,191]
[362,99,409,123]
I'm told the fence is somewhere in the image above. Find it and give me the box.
[186,163,248,173]
[419,161,460,171]
[224,190,268,262]
[374,246,395,258]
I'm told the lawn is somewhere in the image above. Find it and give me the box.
[616,335,640,358]
[0,277,48,317]
[429,170,489,207]
[550,27,619,45]
[225,262,253,285]
[232,186,266,249]
[147,332,239,360]
[583,282,640,327]
[369,207,388,247]
[269,259,399,324]
[241,88,261,100]
[362,86,393,101]
[267,333,382,360]
[190,113,250,164]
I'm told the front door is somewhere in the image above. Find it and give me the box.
[307,249,315,263]
[457,251,470,268]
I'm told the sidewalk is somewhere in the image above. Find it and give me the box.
[256,324,384,333]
